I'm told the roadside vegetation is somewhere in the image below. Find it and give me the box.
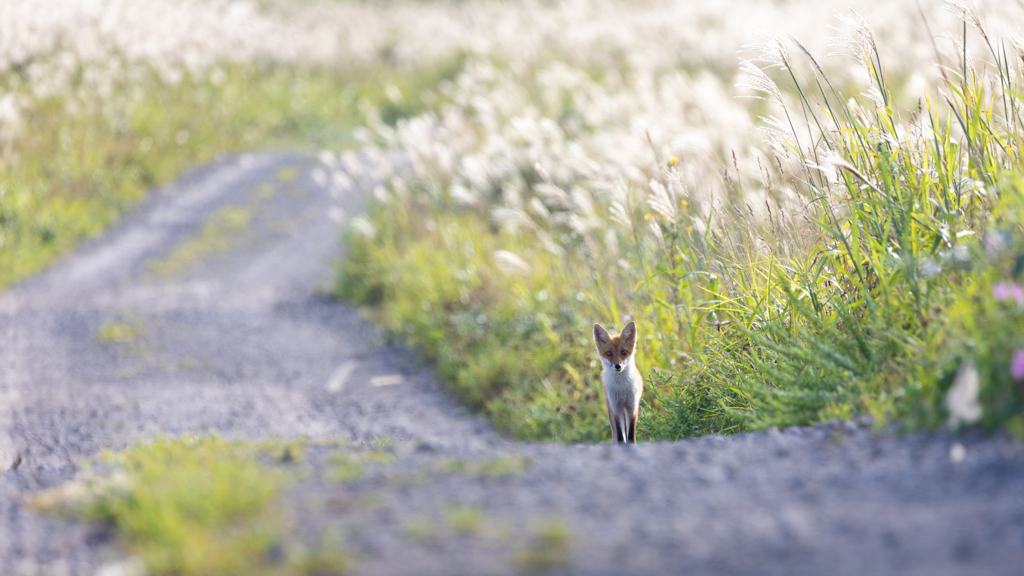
[30,436,350,575]
[335,1,1024,442]
[9,1,1024,571]
[9,1,1018,444]
[0,0,461,289]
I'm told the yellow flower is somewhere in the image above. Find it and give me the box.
[680,199,687,210]
[668,156,679,167]
[644,213,655,222]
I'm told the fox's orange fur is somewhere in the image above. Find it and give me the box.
[593,321,642,444]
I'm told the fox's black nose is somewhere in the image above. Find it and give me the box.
[614,364,622,371]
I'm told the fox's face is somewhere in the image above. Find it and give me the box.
[594,322,637,373]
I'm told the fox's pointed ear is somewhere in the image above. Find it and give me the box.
[620,321,637,344]
[594,323,611,345]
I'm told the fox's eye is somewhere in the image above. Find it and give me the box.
[605,351,612,357]
[621,350,628,356]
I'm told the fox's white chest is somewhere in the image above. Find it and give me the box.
[601,360,642,410]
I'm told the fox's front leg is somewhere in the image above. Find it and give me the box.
[606,397,623,443]
[619,405,635,444]
[627,407,638,444]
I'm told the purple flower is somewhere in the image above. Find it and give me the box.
[1012,349,1024,382]
[984,233,1007,259]
[992,282,1024,305]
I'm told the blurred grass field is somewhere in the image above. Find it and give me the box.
[4,0,1024,446]
[11,1,1024,574]
[0,58,457,289]
[332,1,1024,442]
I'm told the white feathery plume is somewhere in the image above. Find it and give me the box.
[332,170,354,192]
[566,213,589,235]
[864,85,886,108]
[492,250,532,276]
[491,207,537,233]
[758,114,794,152]
[740,30,791,69]
[528,197,552,222]
[318,150,337,168]
[647,179,677,224]
[944,0,988,43]
[826,9,877,61]
[372,185,391,203]
[536,229,566,257]
[647,216,665,248]
[1010,33,1024,63]
[312,168,328,188]
[349,215,376,239]
[736,60,783,105]
[609,200,632,230]
[604,228,620,257]
[952,39,979,81]
[570,186,596,218]
[946,360,982,428]
[534,182,572,209]
[450,183,478,206]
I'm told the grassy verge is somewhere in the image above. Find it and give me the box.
[337,13,1024,441]
[29,436,541,575]
[339,213,610,441]
[0,55,461,289]
[31,435,349,576]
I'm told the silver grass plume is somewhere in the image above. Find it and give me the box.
[826,9,877,61]
[1011,33,1024,63]
[865,85,886,108]
[609,200,632,230]
[953,39,979,81]
[491,207,538,234]
[758,114,794,153]
[570,186,596,219]
[647,179,677,224]
[647,214,665,248]
[741,30,792,69]
[536,229,566,257]
[528,197,552,222]
[492,250,532,277]
[944,0,989,44]
[450,183,478,206]
[736,60,784,105]
[736,31,791,106]
[608,178,633,230]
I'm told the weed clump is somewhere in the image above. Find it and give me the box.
[517,521,572,572]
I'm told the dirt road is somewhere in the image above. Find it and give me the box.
[1,152,1022,576]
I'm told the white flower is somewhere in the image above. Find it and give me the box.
[349,215,376,239]
[945,360,982,429]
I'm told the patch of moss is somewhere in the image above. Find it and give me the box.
[435,455,529,477]
[275,166,298,181]
[146,204,252,279]
[517,521,572,572]
[446,506,485,535]
[327,452,365,482]
[326,448,398,482]
[97,320,145,344]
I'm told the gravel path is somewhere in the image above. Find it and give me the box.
[1,152,1022,576]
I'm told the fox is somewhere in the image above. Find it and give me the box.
[593,321,643,444]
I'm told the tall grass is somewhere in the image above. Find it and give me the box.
[337,5,1024,441]
[0,0,484,290]
[0,55,462,289]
